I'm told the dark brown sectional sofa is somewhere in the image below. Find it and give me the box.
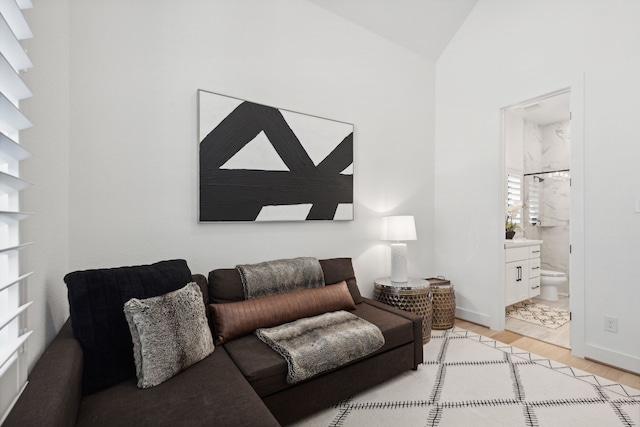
[3,258,423,427]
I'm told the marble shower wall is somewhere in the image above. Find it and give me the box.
[523,120,570,174]
[540,172,570,227]
[523,120,571,294]
[541,121,570,172]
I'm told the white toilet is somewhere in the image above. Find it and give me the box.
[539,269,568,301]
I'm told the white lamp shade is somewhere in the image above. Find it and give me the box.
[380,215,417,241]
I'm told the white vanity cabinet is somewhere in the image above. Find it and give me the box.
[529,246,541,298]
[505,240,542,306]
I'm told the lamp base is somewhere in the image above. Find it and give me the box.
[390,243,408,283]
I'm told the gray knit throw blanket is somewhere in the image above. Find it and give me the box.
[255,311,385,384]
[237,257,325,299]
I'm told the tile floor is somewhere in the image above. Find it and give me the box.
[505,295,570,348]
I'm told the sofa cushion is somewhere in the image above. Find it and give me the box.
[208,257,362,304]
[2,320,83,427]
[209,281,355,345]
[124,282,215,388]
[65,259,194,394]
[224,299,415,397]
[75,347,280,427]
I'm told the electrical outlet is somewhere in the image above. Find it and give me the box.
[604,315,618,333]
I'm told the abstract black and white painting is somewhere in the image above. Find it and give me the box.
[198,90,354,222]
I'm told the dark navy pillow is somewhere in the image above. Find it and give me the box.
[65,259,193,395]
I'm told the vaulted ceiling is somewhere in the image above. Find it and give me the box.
[309,0,478,62]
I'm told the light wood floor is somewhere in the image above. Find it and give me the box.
[454,318,640,390]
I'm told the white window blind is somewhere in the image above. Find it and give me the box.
[527,177,541,225]
[0,0,34,424]
[506,174,522,224]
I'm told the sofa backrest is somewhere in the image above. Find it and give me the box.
[65,259,195,395]
[319,258,362,304]
[208,257,362,305]
[192,273,209,305]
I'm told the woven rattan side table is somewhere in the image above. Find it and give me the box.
[374,277,432,344]
[425,277,455,330]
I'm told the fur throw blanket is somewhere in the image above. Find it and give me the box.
[255,311,385,384]
[237,257,325,299]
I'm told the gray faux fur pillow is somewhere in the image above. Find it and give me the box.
[124,282,215,388]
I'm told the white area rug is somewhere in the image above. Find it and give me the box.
[506,301,570,329]
[291,327,639,427]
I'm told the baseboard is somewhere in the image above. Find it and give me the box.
[585,343,640,374]
[455,307,491,329]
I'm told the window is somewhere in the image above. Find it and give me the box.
[0,0,33,423]
[527,176,541,225]
[506,173,522,224]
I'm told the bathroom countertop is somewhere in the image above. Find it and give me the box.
[504,239,543,248]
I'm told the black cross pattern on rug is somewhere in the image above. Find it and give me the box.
[296,328,639,427]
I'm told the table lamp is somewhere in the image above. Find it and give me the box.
[380,215,417,283]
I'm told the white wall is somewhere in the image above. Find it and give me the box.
[20,0,71,369]
[504,111,523,173]
[435,0,640,372]
[20,0,436,365]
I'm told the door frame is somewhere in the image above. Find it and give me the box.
[499,80,585,357]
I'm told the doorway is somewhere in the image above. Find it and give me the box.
[503,89,572,349]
